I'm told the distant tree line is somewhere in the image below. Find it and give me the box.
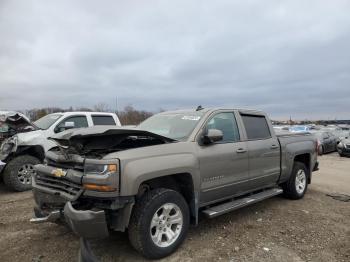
[23,103,155,125]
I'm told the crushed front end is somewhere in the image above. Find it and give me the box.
[31,126,174,239]
[31,149,134,239]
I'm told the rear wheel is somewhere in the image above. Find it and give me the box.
[128,188,189,259]
[282,162,308,200]
[3,155,40,191]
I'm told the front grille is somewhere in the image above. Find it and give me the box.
[46,158,84,171]
[35,174,82,198]
[346,144,350,149]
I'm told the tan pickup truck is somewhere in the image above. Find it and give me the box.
[31,107,319,259]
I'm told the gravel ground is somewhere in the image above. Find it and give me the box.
[0,153,349,262]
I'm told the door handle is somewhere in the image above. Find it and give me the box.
[270,144,278,149]
[236,148,247,153]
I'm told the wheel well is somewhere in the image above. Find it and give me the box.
[139,173,195,217]
[15,146,45,162]
[294,153,311,182]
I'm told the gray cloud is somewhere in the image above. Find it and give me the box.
[1,0,350,119]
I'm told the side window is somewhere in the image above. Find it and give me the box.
[92,115,116,125]
[55,116,88,133]
[206,112,240,142]
[241,114,271,140]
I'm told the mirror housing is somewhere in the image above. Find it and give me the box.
[203,129,223,144]
[54,121,75,133]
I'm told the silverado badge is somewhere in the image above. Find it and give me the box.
[51,168,67,178]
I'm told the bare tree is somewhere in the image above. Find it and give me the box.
[93,103,111,112]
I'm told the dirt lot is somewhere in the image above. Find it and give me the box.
[0,153,349,262]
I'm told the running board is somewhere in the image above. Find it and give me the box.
[202,188,283,218]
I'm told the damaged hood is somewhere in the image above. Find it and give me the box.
[0,111,36,143]
[49,126,177,157]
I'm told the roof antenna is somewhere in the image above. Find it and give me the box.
[196,105,204,111]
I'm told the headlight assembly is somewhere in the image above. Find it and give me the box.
[84,163,118,175]
[0,136,17,156]
[83,160,119,192]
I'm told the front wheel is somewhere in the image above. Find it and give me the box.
[128,188,190,259]
[282,162,308,200]
[2,155,40,191]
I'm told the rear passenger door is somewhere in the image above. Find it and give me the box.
[240,113,280,189]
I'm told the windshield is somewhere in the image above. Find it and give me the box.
[34,114,62,130]
[138,112,204,140]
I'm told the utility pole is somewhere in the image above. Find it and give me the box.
[115,96,118,114]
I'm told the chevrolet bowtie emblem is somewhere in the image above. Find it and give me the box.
[51,168,67,178]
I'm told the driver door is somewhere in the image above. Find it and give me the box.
[197,112,249,205]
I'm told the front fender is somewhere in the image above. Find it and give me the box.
[120,153,200,196]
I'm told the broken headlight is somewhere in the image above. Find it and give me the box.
[0,136,17,157]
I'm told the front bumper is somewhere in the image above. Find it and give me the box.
[64,202,109,239]
[338,146,350,156]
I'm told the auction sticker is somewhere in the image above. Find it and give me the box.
[182,116,201,121]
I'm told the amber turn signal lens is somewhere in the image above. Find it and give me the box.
[107,164,117,172]
[83,184,116,192]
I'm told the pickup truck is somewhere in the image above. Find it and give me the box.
[31,108,318,259]
[0,111,121,191]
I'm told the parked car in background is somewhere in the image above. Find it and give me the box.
[273,125,290,132]
[289,125,310,133]
[310,131,337,155]
[0,111,35,144]
[337,137,350,157]
[320,126,349,143]
[0,111,121,191]
[1,111,36,173]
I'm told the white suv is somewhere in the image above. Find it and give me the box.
[0,112,121,191]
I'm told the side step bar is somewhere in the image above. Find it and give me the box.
[202,188,283,218]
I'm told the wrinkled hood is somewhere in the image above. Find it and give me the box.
[16,129,45,142]
[0,111,36,143]
[48,126,176,157]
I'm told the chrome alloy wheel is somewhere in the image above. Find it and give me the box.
[295,169,306,194]
[17,164,35,185]
[150,203,183,248]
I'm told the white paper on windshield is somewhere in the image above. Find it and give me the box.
[181,116,200,121]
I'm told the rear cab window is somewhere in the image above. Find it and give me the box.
[92,115,116,125]
[240,114,271,140]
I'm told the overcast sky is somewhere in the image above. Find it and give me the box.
[1,0,350,120]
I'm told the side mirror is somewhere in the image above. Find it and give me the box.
[54,121,75,133]
[203,129,223,144]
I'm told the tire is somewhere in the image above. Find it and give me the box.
[2,155,41,191]
[282,162,308,200]
[318,146,324,155]
[337,148,344,157]
[128,188,190,259]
